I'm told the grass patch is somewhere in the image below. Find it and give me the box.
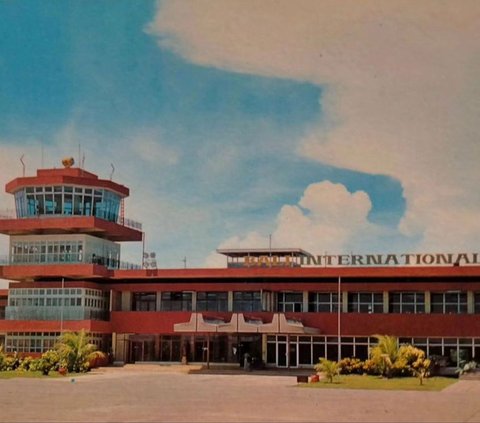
[0,370,83,379]
[300,375,457,391]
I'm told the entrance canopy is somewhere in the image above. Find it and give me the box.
[174,313,319,334]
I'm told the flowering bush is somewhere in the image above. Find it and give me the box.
[338,357,364,375]
[36,350,62,375]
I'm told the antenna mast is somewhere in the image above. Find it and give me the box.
[20,155,25,177]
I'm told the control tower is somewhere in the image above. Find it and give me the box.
[0,158,143,282]
[0,159,143,352]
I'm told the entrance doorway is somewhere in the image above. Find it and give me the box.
[129,336,155,362]
[266,335,299,368]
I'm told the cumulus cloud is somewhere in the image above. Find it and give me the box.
[273,182,373,251]
[150,0,480,255]
[130,133,179,166]
[205,181,384,266]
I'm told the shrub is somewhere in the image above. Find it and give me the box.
[18,356,36,372]
[315,358,340,383]
[338,357,364,375]
[37,350,61,375]
[362,358,378,375]
[456,361,478,376]
[55,330,105,373]
[370,335,400,378]
[3,352,21,371]
[0,344,5,371]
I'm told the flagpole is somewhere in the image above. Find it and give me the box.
[60,277,64,333]
[337,276,341,361]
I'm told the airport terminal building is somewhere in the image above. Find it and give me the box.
[0,162,480,368]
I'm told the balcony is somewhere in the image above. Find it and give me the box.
[0,212,143,242]
[0,263,113,281]
[5,306,110,321]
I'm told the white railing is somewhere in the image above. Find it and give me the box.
[118,217,143,231]
[0,209,16,219]
[0,209,142,231]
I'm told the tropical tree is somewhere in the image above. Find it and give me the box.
[55,330,105,373]
[0,344,5,371]
[370,335,399,378]
[398,344,431,384]
[314,358,340,383]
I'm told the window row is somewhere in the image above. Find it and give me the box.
[4,332,106,353]
[11,240,84,264]
[14,185,121,222]
[130,291,480,314]
[7,288,109,311]
[132,291,262,312]
[9,238,121,269]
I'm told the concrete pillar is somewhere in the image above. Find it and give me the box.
[156,291,162,311]
[424,291,431,314]
[121,291,131,312]
[467,291,475,314]
[109,289,113,312]
[383,291,389,314]
[262,334,268,363]
[111,332,117,357]
[228,291,234,312]
[192,292,197,312]
[303,291,309,312]
[342,291,348,313]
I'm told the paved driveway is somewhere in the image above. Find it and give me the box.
[1,366,480,422]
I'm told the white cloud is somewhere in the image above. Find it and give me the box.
[273,182,373,252]
[205,181,383,266]
[150,0,480,255]
[205,231,268,267]
[130,134,179,166]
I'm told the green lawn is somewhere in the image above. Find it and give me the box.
[0,370,67,379]
[301,375,457,391]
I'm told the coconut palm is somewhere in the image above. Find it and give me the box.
[314,358,340,383]
[370,334,399,378]
[55,329,105,373]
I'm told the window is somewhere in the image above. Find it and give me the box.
[161,292,192,311]
[348,292,383,313]
[132,292,157,311]
[277,292,303,312]
[389,292,425,313]
[233,291,261,312]
[475,293,480,313]
[10,239,85,265]
[13,186,120,222]
[431,292,467,314]
[196,292,228,312]
[308,292,339,312]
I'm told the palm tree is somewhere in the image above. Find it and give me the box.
[0,343,5,370]
[314,358,340,383]
[55,330,105,373]
[371,335,399,378]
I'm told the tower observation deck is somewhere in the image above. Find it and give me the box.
[0,159,143,281]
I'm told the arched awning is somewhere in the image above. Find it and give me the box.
[173,313,319,334]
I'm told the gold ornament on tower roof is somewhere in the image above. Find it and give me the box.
[62,157,75,168]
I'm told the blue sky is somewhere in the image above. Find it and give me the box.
[1,1,477,268]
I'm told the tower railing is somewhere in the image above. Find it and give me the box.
[0,208,142,231]
[0,209,16,219]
